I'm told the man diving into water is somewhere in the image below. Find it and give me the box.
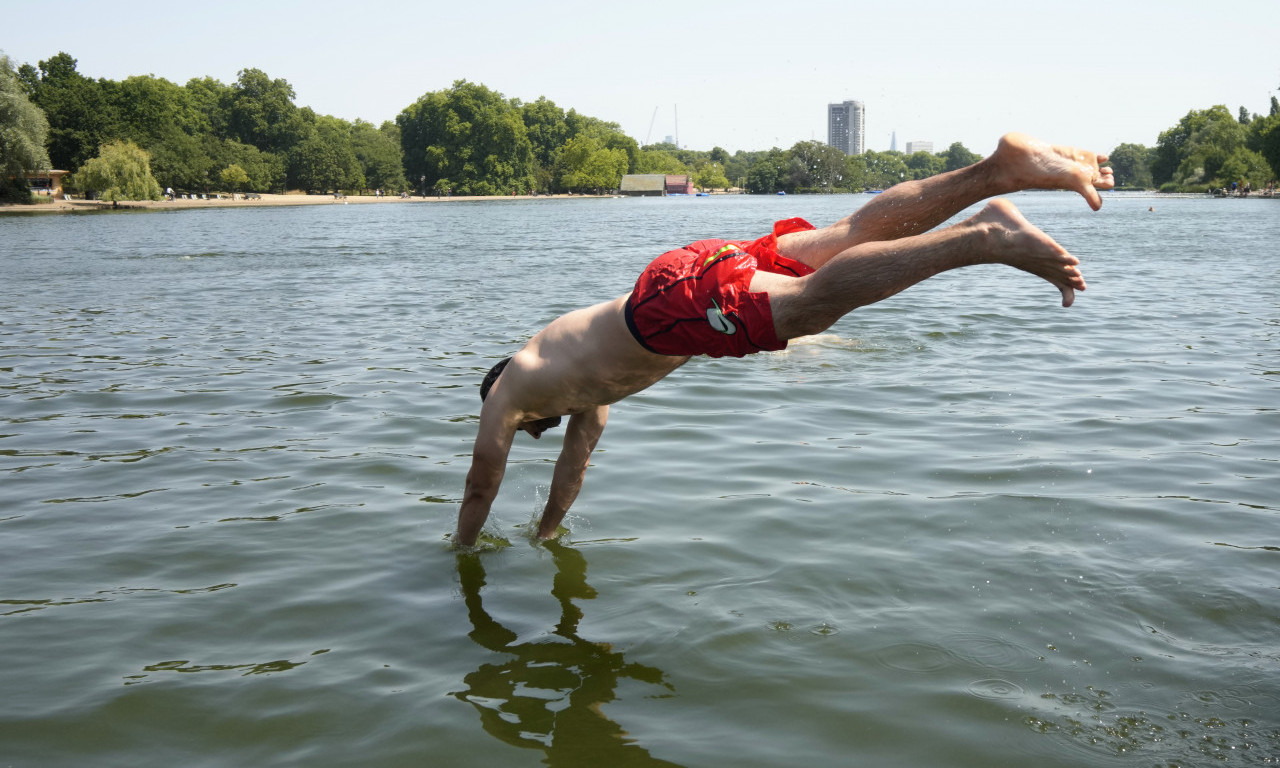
[454,133,1114,548]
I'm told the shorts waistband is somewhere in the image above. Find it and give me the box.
[623,295,661,354]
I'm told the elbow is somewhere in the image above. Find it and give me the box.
[463,479,497,506]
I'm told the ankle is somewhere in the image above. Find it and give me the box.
[973,152,1019,198]
[963,215,1012,266]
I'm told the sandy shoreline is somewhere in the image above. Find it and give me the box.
[0,192,611,215]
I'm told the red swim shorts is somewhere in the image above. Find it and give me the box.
[624,217,817,358]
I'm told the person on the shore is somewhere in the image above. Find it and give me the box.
[454,133,1114,548]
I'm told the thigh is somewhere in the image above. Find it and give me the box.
[748,271,830,341]
[774,220,857,271]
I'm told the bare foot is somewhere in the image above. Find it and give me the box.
[992,132,1115,211]
[972,199,1087,307]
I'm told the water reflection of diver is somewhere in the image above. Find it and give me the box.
[453,541,683,767]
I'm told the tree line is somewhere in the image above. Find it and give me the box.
[2,51,990,202]
[4,50,1279,203]
[1108,100,1280,192]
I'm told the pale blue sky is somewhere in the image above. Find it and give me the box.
[6,0,1277,156]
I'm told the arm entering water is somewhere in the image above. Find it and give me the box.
[456,405,519,547]
[537,405,609,540]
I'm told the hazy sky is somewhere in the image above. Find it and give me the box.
[6,0,1278,156]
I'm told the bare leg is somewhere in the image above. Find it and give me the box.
[759,199,1085,340]
[778,133,1114,269]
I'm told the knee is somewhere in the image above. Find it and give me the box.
[769,282,840,340]
[774,305,837,340]
[790,313,837,339]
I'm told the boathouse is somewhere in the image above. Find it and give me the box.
[619,174,694,196]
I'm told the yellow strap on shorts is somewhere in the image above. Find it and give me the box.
[704,243,741,267]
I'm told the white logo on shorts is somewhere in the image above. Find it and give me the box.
[707,300,737,335]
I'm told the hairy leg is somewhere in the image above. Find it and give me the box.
[760,199,1085,340]
[777,133,1114,269]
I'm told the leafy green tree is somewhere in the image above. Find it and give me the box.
[397,80,536,195]
[350,119,407,192]
[914,151,946,178]
[73,139,162,201]
[841,153,869,191]
[1156,106,1251,189]
[643,141,709,171]
[565,111,639,172]
[905,150,945,180]
[14,61,40,98]
[1216,147,1271,187]
[1152,105,1237,186]
[860,151,910,189]
[642,140,678,154]
[23,52,119,170]
[148,132,280,193]
[1106,143,1155,189]
[219,163,250,192]
[212,139,282,193]
[942,142,981,173]
[148,131,213,191]
[557,134,628,191]
[520,96,572,172]
[184,76,233,138]
[745,148,788,193]
[229,68,303,153]
[113,74,205,148]
[786,140,847,191]
[1256,114,1280,181]
[723,150,760,189]
[694,162,730,191]
[290,133,343,193]
[1,52,52,201]
[288,114,364,193]
[633,149,689,175]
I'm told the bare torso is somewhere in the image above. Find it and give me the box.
[498,294,690,420]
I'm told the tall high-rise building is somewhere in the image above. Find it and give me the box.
[827,100,865,155]
[905,140,934,155]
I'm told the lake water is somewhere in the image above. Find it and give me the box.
[2,192,1277,767]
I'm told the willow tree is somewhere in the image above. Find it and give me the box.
[73,139,162,201]
[1,52,51,201]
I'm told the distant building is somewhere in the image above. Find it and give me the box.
[620,175,665,196]
[22,170,69,197]
[827,100,865,155]
[665,174,694,195]
[619,174,693,196]
[905,140,934,155]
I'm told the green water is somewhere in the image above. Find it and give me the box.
[2,194,1277,766]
